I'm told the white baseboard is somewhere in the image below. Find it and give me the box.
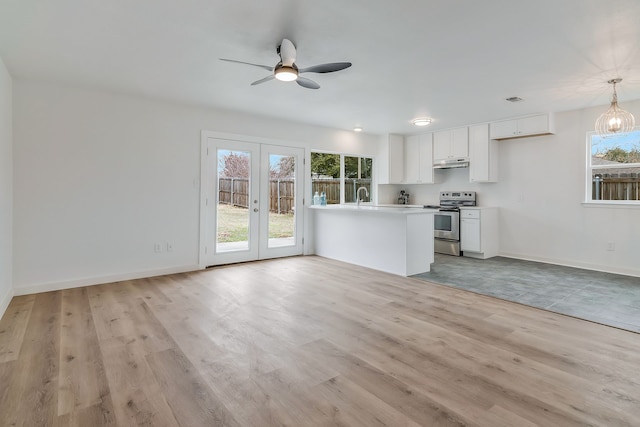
[498,252,640,278]
[13,264,202,296]
[0,287,15,320]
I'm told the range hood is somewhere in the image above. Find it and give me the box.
[433,158,469,169]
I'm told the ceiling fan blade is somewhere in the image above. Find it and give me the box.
[220,58,273,72]
[251,75,276,86]
[279,38,297,67]
[296,77,320,89]
[299,62,352,74]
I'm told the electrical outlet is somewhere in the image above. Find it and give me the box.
[607,242,615,251]
[154,243,162,253]
[166,242,173,252]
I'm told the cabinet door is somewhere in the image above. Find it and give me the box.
[387,134,404,184]
[517,114,549,135]
[490,120,517,139]
[450,127,469,158]
[460,218,481,252]
[469,123,490,182]
[404,135,420,183]
[418,133,434,183]
[433,131,451,161]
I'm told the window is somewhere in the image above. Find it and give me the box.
[587,129,640,203]
[311,152,374,204]
[344,155,372,203]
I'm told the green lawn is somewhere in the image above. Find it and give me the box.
[216,204,294,242]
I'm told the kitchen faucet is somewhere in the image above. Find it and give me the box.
[356,186,369,206]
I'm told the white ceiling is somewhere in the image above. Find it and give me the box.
[1,0,639,135]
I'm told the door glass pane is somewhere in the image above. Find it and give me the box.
[311,152,340,204]
[345,156,372,203]
[217,149,250,252]
[268,154,296,248]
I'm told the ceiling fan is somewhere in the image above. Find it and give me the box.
[220,38,352,89]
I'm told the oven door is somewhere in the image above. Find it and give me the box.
[434,210,460,240]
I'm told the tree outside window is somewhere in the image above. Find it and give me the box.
[311,152,374,204]
[588,130,640,202]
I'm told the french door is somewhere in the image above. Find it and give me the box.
[200,137,304,267]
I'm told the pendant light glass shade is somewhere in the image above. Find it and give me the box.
[595,78,635,136]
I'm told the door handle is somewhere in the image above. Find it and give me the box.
[254,208,259,212]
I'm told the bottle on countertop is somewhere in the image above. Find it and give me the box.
[320,191,327,206]
[313,191,320,205]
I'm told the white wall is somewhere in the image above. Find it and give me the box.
[380,100,640,277]
[0,58,13,317]
[0,56,13,317]
[12,78,640,295]
[13,80,380,294]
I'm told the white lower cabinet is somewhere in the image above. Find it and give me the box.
[460,214,481,252]
[460,207,498,259]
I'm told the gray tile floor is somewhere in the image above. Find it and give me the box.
[413,254,640,333]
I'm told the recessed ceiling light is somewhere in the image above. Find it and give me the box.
[506,96,524,102]
[353,126,363,132]
[411,118,432,127]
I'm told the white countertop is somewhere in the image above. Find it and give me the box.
[459,206,497,210]
[309,204,437,214]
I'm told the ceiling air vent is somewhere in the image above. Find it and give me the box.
[506,96,524,102]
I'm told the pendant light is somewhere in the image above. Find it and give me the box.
[595,78,635,135]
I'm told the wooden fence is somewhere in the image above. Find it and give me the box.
[269,179,295,213]
[218,178,250,209]
[592,175,640,201]
[218,177,372,213]
[313,179,371,204]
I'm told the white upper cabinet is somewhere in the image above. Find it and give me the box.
[489,113,555,140]
[433,132,449,160]
[404,135,420,183]
[450,127,469,158]
[469,123,498,183]
[404,133,435,184]
[379,134,404,184]
[433,127,469,161]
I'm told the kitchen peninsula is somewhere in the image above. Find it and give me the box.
[310,205,438,276]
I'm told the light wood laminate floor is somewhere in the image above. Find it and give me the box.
[1,255,639,426]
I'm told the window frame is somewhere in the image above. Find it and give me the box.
[310,151,375,204]
[585,128,640,206]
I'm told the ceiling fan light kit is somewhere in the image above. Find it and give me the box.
[274,64,298,81]
[595,78,635,136]
[220,38,351,90]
